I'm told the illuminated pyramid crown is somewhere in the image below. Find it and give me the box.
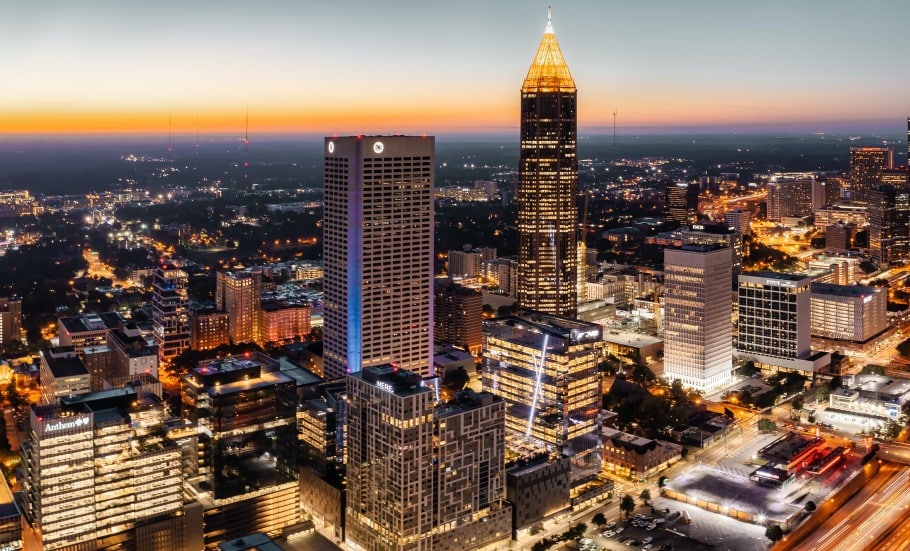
[521,7,576,93]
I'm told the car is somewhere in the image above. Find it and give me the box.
[644,545,654,551]
[608,521,617,529]
[618,536,630,543]
[646,524,656,531]
[615,526,624,533]
[643,537,653,544]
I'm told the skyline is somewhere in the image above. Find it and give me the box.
[3,0,909,135]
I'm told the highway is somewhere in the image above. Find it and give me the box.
[789,462,910,551]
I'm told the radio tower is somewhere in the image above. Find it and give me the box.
[167,113,173,153]
[243,106,250,189]
[612,108,618,161]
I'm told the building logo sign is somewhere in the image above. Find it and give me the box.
[45,416,90,433]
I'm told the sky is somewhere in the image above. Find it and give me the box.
[2,0,908,135]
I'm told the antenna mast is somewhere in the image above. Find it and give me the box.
[167,113,173,153]
[612,108,618,161]
[243,106,250,189]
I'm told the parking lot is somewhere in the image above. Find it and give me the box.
[587,512,715,551]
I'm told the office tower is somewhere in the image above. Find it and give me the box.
[434,279,483,356]
[482,312,601,473]
[180,353,300,546]
[346,366,511,551]
[107,324,159,378]
[190,307,231,350]
[56,312,122,353]
[665,182,700,224]
[676,224,743,289]
[867,185,910,266]
[216,270,262,344]
[323,136,435,379]
[810,283,887,343]
[663,245,733,393]
[767,178,812,221]
[152,263,190,365]
[850,146,894,201]
[20,377,188,550]
[737,271,830,373]
[38,346,91,404]
[724,208,751,236]
[0,297,21,347]
[517,10,578,317]
[825,222,856,253]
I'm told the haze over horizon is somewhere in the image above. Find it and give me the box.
[4,0,909,135]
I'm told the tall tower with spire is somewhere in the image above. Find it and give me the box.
[517,8,578,317]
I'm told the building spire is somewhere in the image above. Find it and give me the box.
[546,6,553,34]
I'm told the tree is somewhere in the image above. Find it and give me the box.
[791,397,804,420]
[805,501,816,513]
[815,382,832,403]
[862,363,887,375]
[591,512,607,527]
[620,495,636,518]
[639,489,652,507]
[658,476,669,488]
[765,524,784,542]
[757,418,777,433]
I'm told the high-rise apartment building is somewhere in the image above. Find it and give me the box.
[346,366,511,551]
[216,270,263,344]
[517,11,578,317]
[448,247,496,278]
[0,297,21,347]
[850,146,894,202]
[189,307,231,350]
[21,377,189,550]
[57,312,122,354]
[152,263,190,365]
[666,183,700,225]
[323,136,435,379]
[767,178,813,221]
[434,279,483,356]
[663,245,733,393]
[482,312,601,472]
[867,185,910,266]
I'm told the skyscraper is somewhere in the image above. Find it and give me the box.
[663,245,733,393]
[850,146,894,201]
[517,9,578,317]
[867,185,910,266]
[666,182,700,224]
[152,263,190,365]
[323,136,435,379]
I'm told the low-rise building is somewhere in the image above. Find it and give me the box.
[829,374,910,421]
[601,427,682,479]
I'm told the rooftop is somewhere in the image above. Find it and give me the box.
[42,348,89,378]
[810,282,881,298]
[355,365,430,398]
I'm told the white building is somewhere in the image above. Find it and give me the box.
[322,136,435,379]
[663,245,733,393]
[810,283,888,343]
